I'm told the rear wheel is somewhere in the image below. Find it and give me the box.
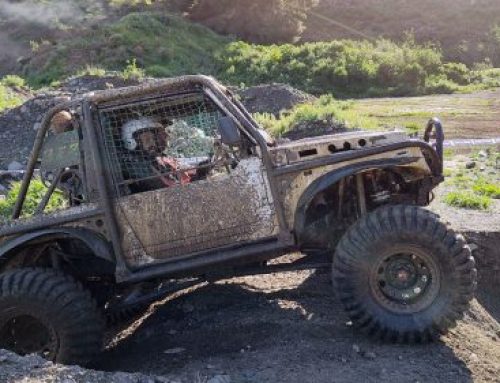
[0,268,104,365]
[332,205,476,342]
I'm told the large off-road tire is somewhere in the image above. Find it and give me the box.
[0,268,104,365]
[332,205,476,343]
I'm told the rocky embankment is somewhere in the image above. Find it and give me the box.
[0,349,173,383]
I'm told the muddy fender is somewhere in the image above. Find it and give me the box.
[0,227,115,263]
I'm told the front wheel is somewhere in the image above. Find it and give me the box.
[332,205,476,343]
[0,268,104,365]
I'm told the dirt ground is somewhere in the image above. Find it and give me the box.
[353,88,500,139]
[94,262,499,383]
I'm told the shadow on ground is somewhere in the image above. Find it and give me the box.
[94,270,476,383]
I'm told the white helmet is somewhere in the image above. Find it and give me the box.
[121,118,164,150]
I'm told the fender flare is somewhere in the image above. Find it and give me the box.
[0,227,115,264]
[294,157,418,237]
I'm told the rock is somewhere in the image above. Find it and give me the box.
[469,352,479,362]
[207,375,231,383]
[7,161,23,171]
[479,165,486,171]
[364,351,376,360]
[0,348,171,382]
[352,344,361,353]
[163,347,185,354]
[478,150,488,158]
[465,161,476,169]
[33,122,41,131]
[237,83,315,116]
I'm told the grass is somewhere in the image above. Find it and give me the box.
[444,191,491,210]
[0,180,66,222]
[254,95,378,136]
[25,12,230,87]
[442,148,499,210]
[0,75,26,88]
[0,75,29,113]
[0,84,23,113]
[473,181,500,198]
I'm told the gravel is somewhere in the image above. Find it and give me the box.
[0,349,173,383]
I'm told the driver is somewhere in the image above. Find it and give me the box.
[120,117,193,193]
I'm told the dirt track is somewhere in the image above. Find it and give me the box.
[353,88,500,139]
[92,157,500,383]
[95,258,499,383]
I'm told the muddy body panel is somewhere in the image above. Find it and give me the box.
[116,157,278,267]
[274,146,432,228]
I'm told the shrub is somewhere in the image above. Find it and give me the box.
[442,63,470,85]
[76,66,107,77]
[444,191,491,210]
[218,38,471,97]
[1,75,26,88]
[121,58,145,80]
[424,75,460,94]
[0,180,66,221]
[0,85,23,113]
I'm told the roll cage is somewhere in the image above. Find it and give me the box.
[2,75,444,283]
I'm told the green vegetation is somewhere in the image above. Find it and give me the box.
[76,66,107,78]
[0,85,23,113]
[22,12,500,98]
[25,12,229,87]
[1,75,26,88]
[443,150,499,210]
[0,75,28,113]
[444,191,491,210]
[220,38,500,97]
[121,58,146,80]
[254,95,377,136]
[473,181,500,198]
[0,86,22,112]
[0,180,66,221]
[303,0,500,67]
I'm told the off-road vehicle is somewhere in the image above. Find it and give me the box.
[0,76,476,365]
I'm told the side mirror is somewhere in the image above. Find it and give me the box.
[217,117,241,146]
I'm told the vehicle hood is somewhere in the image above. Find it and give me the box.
[269,130,409,166]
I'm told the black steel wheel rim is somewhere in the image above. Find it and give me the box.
[0,314,58,360]
[370,245,441,313]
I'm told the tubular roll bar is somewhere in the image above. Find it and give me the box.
[12,101,77,219]
[424,117,444,174]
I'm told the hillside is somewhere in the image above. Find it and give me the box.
[302,0,500,66]
[0,1,498,98]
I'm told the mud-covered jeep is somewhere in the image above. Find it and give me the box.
[0,76,476,365]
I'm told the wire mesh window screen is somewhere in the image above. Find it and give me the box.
[98,92,225,195]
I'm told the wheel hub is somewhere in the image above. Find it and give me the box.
[371,248,440,313]
[0,315,58,360]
